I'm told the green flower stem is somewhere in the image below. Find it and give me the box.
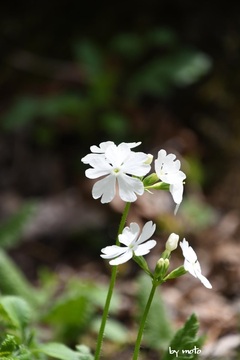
[94,202,131,360]
[132,280,159,360]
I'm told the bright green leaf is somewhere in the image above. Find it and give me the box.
[36,342,80,360]
[0,296,32,330]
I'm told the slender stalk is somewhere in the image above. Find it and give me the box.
[132,281,158,360]
[94,202,131,360]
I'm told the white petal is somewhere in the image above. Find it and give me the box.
[90,141,114,153]
[105,143,130,168]
[180,239,197,263]
[84,156,112,178]
[122,152,151,176]
[81,154,94,164]
[184,260,197,278]
[180,239,189,255]
[82,153,107,165]
[109,250,133,265]
[137,221,156,244]
[134,240,157,256]
[128,222,141,236]
[86,155,112,169]
[156,149,167,164]
[119,223,140,246]
[117,174,144,202]
[186,246,198,263]
[121,141,141,149]
[92,175,116,203]
[85,167,110,179]
[100,245,127,259]
[197,273,212,289]
[169,182,184,204]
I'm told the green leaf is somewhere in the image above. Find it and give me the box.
[0,202,35,249]
[1,97,40,129]
[0,250,39,305]
[44,293,94,328]
[110,33,144,60]
[162,314,204,360]
[2,94,90,130]
[145,28,178,48]
[36,343,80,360]
[137,274,173,350]
[100,112,130,138]
[75,345,94,360]
[0,296,32,330]
[74,40,103,77]
[180,196,216,232]
[66,279,120,314]
[0,334,17,354]
[127,49,211,98]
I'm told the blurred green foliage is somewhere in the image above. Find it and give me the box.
[137,274,173,351]
[0,247,128,355]
[0,203,35,249]
[1,28,211,147]
[0,296,94,359]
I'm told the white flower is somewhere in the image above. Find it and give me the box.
[154,149,186,205]
[101,221,156,265]
[81,142,151,203]
[180,239,212,289]
[165,232,179,251]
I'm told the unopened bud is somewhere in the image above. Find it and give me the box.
[165,233,179,252]
[149,182,170,190]
[143,173,159,187]
[164,265,187,281]
[154,258,170,280]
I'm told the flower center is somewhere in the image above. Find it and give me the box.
[113,167,121,175]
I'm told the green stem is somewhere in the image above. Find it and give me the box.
[94,202,131,360]
[132,281,158,360]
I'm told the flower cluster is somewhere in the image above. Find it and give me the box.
[82,141,186,206]
[82,141,212,289]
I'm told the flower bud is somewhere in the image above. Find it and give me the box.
[165,233,179,252]
[143,173,159,187]
[154,257,169,280]
[149,182,170,190]
[163,265,187,281]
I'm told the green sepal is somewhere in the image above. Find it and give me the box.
[145,181,170,191]
[143,173,159,187]
[133,255,153,278]
[163,265,187,281]
[153,258,169,282]
[160,249,171,260]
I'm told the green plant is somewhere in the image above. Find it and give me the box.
[162,314,204,360]
[0,295,93,360]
